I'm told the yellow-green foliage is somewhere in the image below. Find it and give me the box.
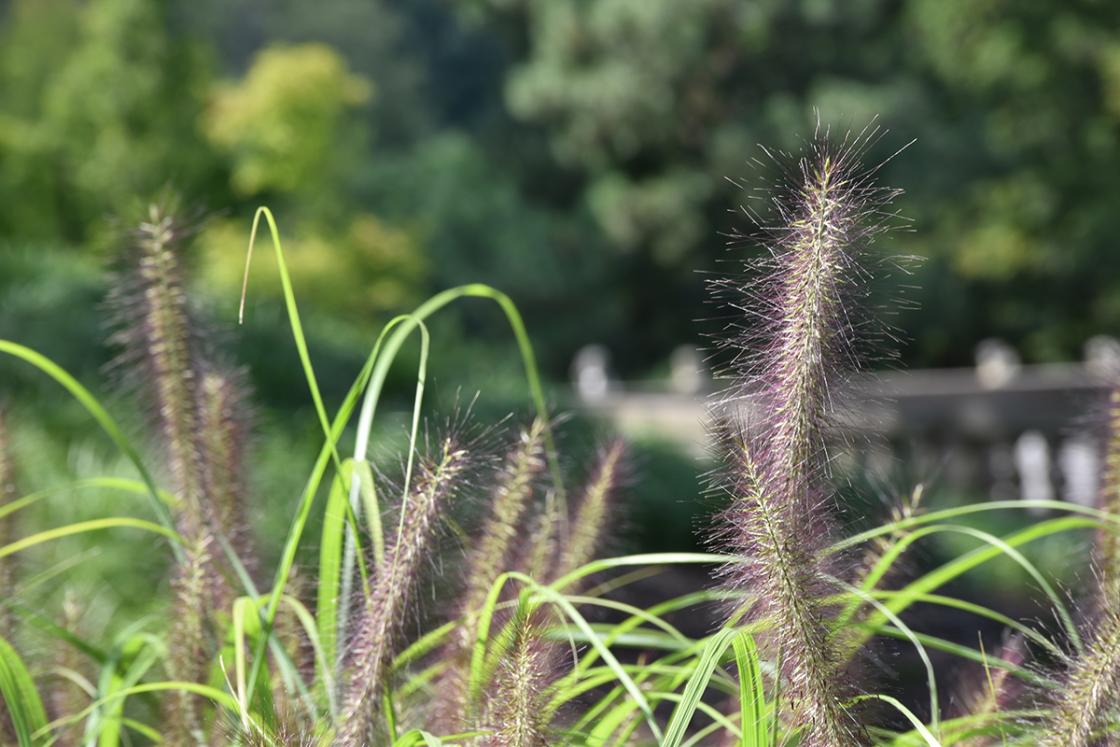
[202,43,372,197]
[197,215,425,320]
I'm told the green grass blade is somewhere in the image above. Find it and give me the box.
[0,518,179,559]
[318,459,354,675]
[731,630,768,747]
[0,635,48,747]
[0,340,181,562]
[661,627,738,747]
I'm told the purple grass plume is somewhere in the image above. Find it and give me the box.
[474,440,626,744]
[480,601,555,747]
[559,440,626,579]
[337,435,469,746]
[1040,387,1120,746]
[433,419,548,730]
[1095,387,1120,605]
[197,365,258,578]
[712,127,903,747]
[108,204,263,742]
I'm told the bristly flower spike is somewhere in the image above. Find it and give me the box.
[481,600,554,747]
[460,419,548,637]
[337,436,468,746]
[435,419,547,729]
[197,365,258,579]
[107,205,242,741]
[472,440,625,743]
[558,439,625,579]
[108,205,209,535]
[1041,385,1120,747]
[1040,604,1120,747]
[1094,386,1120,605]
[713,126,904,746]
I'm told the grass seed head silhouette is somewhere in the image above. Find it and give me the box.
[337,435,469,746]
[712,125,904,746]
[1041,387,1120,747]
[108,205,266,742]
[1094,386,1120,604]
[435,418,548,730]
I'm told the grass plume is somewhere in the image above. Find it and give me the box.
[337,435,469,746]
[197,365,257,577]
[474,440,625,743]
[712,128,901,746]
[558,440,625,579]
[435,419,547,729]
[1096,387,1120,604]
[108,205,251,741]
[481,602,554,747]
[1040,604,1120,747]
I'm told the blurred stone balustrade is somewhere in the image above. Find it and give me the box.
[573,338,1120,502]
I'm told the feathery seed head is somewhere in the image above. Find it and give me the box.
[1040,604,1120,747]
[558,439,626,580]
[337,436,469,746]
[1094,386,1120,605]
[709,126,905,747]
[481,603,557,747]
[107,205,210,534]
[461,418,548,623]
[165,535,217,745]
[197,364,257,577]
[433,419,548,731]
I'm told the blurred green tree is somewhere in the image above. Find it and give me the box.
[0,0,222,243]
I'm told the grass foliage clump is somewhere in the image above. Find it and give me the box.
[5,126,1120,746]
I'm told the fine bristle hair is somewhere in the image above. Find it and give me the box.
[709,126,904,746]
[433,418,548,730]
[197,364,258,580]
[558,439,626,579]
[1040,603,1120,747]
[165,536,217,745]
[107,204,209,536]
[480,601,556,747]
[337,435,469,747]
[1095,387,1120,605]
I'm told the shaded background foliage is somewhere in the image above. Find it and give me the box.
[2,0,1120,588]
[5,0,1120,388]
